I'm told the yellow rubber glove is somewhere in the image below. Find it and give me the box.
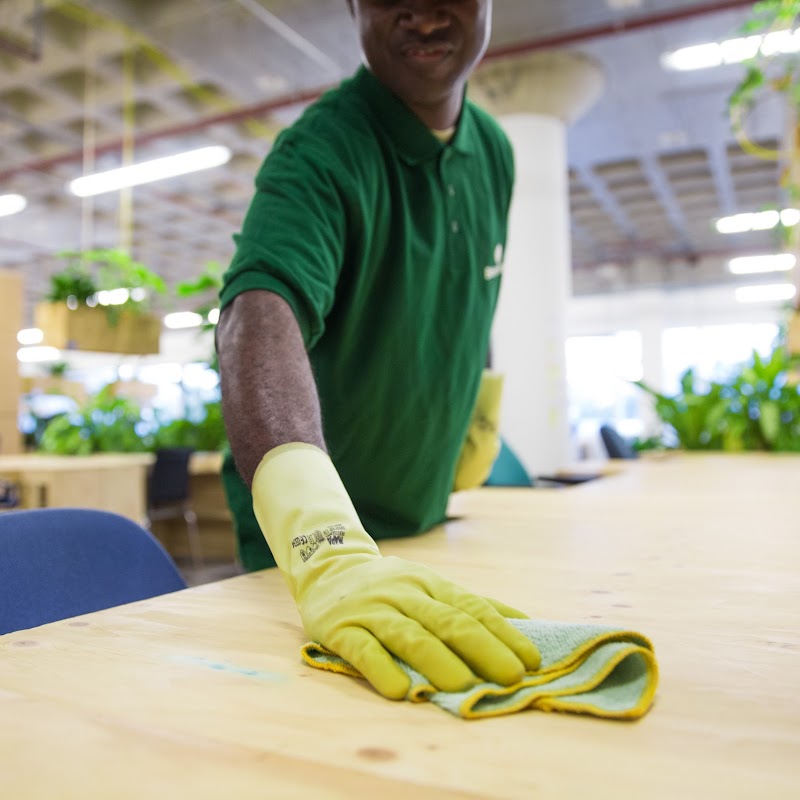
[453,370,504,492]
[252,443,540,699]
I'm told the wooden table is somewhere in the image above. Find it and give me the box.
[0,453,797,798]
[0,453,154,523]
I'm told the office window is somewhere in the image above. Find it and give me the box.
[661,323,780,394]
[566,331,644,457]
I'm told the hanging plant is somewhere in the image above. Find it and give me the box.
[175,260,223,329]
[728,0,800,164]
[175,260,224,370]
[38,248,166,354]
[47,247,167,324]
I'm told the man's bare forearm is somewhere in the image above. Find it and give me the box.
[217,290,326,487]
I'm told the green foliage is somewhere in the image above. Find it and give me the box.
[48,361,69,378]
[175,261,223,326]
[175,260,224,370]
[176,261,223,303]
[151,400,227,452]
[37,388,227,455]
[741,0,800,34]
[47,248,167,324]
[38,385,148,455]
[728,1,800,147]
[635,345,800,452]
[46,262,98,304]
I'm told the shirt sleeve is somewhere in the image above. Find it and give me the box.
[219,129,349,349]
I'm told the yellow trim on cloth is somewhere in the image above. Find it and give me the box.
[301,618,658,720]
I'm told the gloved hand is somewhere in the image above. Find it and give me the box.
[453,370,504,491]
[252,443,540,699]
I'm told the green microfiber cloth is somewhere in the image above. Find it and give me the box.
[301,619,658,720]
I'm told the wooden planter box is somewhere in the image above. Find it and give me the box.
[788,309,800,357]
[21,376,88,402]
[35,303,161,355]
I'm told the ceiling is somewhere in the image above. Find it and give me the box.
[0,0,791,328]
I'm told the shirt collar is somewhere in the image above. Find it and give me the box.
[351,65,476,165]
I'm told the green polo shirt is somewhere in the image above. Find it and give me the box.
[219,66,513,571]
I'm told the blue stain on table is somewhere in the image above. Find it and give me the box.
[169,654,287,683]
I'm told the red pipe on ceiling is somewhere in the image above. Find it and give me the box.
[0,0,755,183]
[482,0,755,62]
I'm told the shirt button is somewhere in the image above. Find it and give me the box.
[451,221,459,234]
[448,185,455,197]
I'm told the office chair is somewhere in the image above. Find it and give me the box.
[0,479,20,509]
[485,439,535,487]
[145,447,203,568]
[599,424,639,460]
[0,507,187,635]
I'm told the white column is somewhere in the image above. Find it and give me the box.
[492,114,572,474]
[470,51,605,475]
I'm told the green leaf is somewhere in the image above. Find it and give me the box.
[759,401,782,445]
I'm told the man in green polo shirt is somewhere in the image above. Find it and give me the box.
[216,0,541,700]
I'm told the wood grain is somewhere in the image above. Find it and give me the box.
[0,453,798,799]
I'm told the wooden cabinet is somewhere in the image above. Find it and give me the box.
[0,270,23,454]
[0,454,154,523]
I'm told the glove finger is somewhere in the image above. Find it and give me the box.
[483,596,529,619]
[358,610,477,694]
[439,592,541,674]
[407,596,532,686]
[327,626,411,700]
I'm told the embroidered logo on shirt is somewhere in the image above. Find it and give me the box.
[484,243,504,281]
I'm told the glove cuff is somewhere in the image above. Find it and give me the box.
[251,443,379,597]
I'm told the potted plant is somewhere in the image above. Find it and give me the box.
[37,384,149,455]
[151,400,227,453]
[35,248,166,355]
[634,340,800,452]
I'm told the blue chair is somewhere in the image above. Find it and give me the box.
[485,439,534,487]
[0,508,187,635]
[144,447,203,568]
[599,424,639,460]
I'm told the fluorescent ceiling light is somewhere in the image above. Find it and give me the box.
[164,311,203,330]
[17,328,44,346]
[716,208,799,234]
[68,146,232,197]
[207,308,220,324]
[96,288,131,306]
[733,254,796,274]
[781,208,800,227]
[735,283,797,303]
[17,346,61,363]
[663,29,800,71]
[662,42,722,71]
[729,254,796,275]
[0,194,27,218]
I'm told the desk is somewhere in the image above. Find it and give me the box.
[0,453,798,798]
[0,453,154,523]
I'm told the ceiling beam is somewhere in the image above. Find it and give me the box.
[0,0,757,183]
